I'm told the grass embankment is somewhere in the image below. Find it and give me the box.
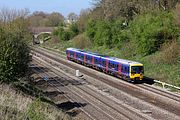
[40,37,180,88]
[0,83,71,120]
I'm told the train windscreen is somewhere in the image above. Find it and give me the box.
[131,66,144,74]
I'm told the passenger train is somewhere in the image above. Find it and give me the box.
[66,48,144,81]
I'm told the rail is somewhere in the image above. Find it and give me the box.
[31,46,180,92]
[154,80,180,91]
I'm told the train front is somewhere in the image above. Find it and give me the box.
[130,64,144,81]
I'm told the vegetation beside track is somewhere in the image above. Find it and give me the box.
[0,8,72,120]
[0,83,71,120]
[40,3,180,87]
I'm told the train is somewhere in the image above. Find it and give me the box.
[66,48,144,81]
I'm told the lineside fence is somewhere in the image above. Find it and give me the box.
[154,80,180,91]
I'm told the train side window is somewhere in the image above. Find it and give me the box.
[81,54,84,60]
[102,60,106,67]
[70,51,74,57]
[127,67,129,72]
[115,64,118,70]
[108,62,111,68]
[121,66,123,72]
[95,59,97,64]
[125,67,127,72]
[96,59,99,64]
[111,63,114,69]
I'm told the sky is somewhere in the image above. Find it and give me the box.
[0,0,92,17]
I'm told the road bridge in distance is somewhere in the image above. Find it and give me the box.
[29,27,54,44]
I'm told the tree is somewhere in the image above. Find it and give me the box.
[174,3,180,26]
[77,9,91,32]
[28,11,64,27]
[0,7,29,23]
[47,12,64,27]
[67,12,78,23]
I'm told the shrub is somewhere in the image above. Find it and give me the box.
[94,20,112,47]
[129,11,178,56]
[73,34,91,49]
[174,3,180,26]
[54,23,79,41]
[160,40,179,64]
[86,19,96,42]
[0,28,30,82]
[69,23,79,36]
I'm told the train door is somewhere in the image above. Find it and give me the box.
[92,56,94,65]
[67,50,70,60]
[84,54,86,63]
[74,52,76,59]
[118,63,122,75]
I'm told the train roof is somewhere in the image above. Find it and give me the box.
[107,57,143,66]
[66,48,143,66]
[67,48,108,57]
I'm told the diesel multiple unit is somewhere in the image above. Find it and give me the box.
[66,48,144,81]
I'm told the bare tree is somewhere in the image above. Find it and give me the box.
[77,9,91,32]
[0,7,29,23]
[67,12,78,23]
[48,12,64,26]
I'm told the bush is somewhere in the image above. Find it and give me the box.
[0,28,30,82]
[129,11,178,56]
[86,19,96,42]
[69,23,79,36]
[174,3,180,26]
[86,19,129,48]
[54,23,79,41]
[160,40,179,64]
[94,20,112,47]
[73,34,91,49]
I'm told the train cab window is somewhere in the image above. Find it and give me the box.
[131,66,144,74]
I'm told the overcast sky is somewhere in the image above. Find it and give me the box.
[0,0,92,17]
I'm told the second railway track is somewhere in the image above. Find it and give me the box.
[31,46,180,119]
[32,56,152,120]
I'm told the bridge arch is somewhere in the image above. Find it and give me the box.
[33,32,52,39]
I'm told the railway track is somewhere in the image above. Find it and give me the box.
[32,56,152,120]
[137,83,180,102]
[31,46,180,119]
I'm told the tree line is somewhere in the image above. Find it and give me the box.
[49,0,179,59]
[73,0,180,58]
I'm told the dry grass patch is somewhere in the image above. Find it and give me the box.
[0,84,32,120]
[0,84,71,120]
